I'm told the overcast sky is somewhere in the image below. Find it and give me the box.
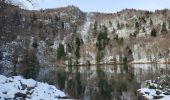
[22,0,170,13]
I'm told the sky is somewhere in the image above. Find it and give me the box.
[22,0,170,13]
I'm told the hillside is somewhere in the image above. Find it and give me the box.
[0,4,170,78]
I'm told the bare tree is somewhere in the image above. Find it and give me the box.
[0,0,36,5]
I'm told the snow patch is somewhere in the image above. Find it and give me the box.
[138,75,170,100]
[0,75,66,100]
[80,13,91,44]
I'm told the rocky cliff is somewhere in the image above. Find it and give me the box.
[0,4,170,78]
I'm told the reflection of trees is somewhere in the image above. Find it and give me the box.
[98,78,111,99]
[85,65,136,100]
[39,64,170,99]
[110,65,137,99]
[37,64,170,99]
[96,65,112,100]
[57,71,66,90]
[66,66,84,99]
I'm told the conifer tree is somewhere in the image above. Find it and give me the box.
[161,22,168,35]
[151,28,157,37]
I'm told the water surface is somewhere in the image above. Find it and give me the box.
[0,64,169,99]
[37,64,170,100]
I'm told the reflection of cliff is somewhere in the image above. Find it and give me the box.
[37,64,169,100]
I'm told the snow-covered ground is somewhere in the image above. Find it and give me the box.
[138,75,170,100]
[0,75,67,100]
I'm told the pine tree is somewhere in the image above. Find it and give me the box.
[0,51,3,60]
[117,21,120,29]
[109,21,112,27]
[143,27,145,32]
[161,22,167,35]
[57,43,65,60]
[31,13,37,24]
[150,28,157,37]
[96,51,101,65]
[150,19,153,26]
[93,21,98,30]
[32,39,38,49]
[129,33,133,39]
[135,21,139,29]
[168,20,170,29]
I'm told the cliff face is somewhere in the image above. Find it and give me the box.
[0,4,170,77]
[0,5,85,77]
[79,9,170,65]
[79,10,170,65]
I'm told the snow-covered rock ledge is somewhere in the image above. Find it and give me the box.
[0,75,68,100]
[137,75,170,100]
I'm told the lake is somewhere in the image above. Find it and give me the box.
[35,64,170,100]
[0,64,169,99]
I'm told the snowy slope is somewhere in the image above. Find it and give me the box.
[80,13,91,44]
[0,75,66,100]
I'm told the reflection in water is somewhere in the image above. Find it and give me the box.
[36,64,170,100]
[0,64,170,99]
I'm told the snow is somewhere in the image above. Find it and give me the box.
[0,75,66,100]
[116,28,135,38]
[138,88,156,99]
[131,43,167,64]
[80,13,91,44]
[138,75,170,100]
[132,58,151,63]
[138,88,170,100]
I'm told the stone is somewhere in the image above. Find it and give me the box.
[14,92,27,99]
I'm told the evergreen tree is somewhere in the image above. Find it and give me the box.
[32,38,38,49]
[114,34,118,40]
[93,21,98,30]
[150,19,153,26]
[161,22,167,35]
[117,21,120,29]
[75,37,80,59]
[135,21,139,29]
[75,37,80,46]
[143,27,145,32]
[61,22,64,29]
[57,43,65,60]
[0,51,3,60]
[75,46,80,59]
[129,33,133,39]
[96,51,101,65]
[109,21,112,27]
[168,20,170,29]
[118,37,124,45]
[13,10,21,25]
[31,13,37,24]
[150,28,157,37]
[123,56,128,64]
[55,16,60,21]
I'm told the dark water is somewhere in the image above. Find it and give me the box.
[1,64,170,100]
[36,64,170,100]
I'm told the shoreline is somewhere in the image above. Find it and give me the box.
[64,61,170,66]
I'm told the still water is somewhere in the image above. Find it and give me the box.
[36,64,170,100]
[0,64,169,99]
